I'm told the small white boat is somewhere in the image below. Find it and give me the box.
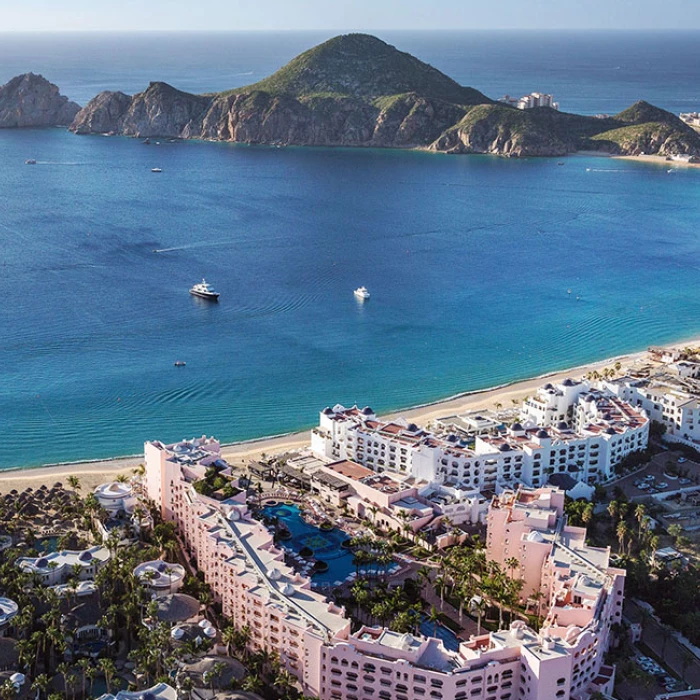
[354,286,370,300]
[151,167,162,173]
[174,360,186,367]
[189,279,220,301]
[25,159,36,165]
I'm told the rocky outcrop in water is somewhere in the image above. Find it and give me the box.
[68,35,700,158]
[0,73,80,128]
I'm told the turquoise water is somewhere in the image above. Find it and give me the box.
[261,503,357,584]
[2,33,700,468]
[2,128,700,468]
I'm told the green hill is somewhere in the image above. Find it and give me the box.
[237,34,489,105]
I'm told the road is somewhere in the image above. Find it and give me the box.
[625,599,700,688]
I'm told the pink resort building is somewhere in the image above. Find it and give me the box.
[144,437,622,700]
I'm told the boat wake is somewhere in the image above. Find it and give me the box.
[585,168,633,173]
[153,240,230,253]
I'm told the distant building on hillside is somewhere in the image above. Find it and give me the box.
[500,92,559,110]
[680,111,700,126]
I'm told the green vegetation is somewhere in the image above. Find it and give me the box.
[193,465,241,499]
[236,34,489,105]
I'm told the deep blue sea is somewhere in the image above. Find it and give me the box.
[2,31,700,469]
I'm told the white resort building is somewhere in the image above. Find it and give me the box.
[94,481,135,513]
[604,371,700,447]
[18,546,110,586]
[134,560,186,597]
[499,92,559,110]
[143,436,622,700]
[312,380,649,493]
[0,598,18,637]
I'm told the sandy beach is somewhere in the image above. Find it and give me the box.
[4,335,698,495]
[614,154,700,169]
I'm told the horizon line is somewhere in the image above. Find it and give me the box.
[1,27,699,33]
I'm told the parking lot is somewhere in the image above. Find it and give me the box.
[611,450,700,501]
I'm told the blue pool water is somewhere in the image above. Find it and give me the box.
[420,615,461,651]
[261,503,356,584]
[35,536,59,553]
[3,32,700,468]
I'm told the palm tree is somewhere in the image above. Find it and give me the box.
[178,676,194,700]
[99,658,116,694]
[86,666,99,697]
[427,605,441,637]
[416,565,431,597]
[607,500,618,521]
[242,673,263,692]
[210,661,227,690]
[76,658,90,698]
[434,575,447,611]
[470,596,487,636]
[274,669,295,699]
[616,521,629,555]
[221,625,237,657]
[31,674,49,700]
[635,503,646,539]
[67,475,81,491]
[505,557,519,582]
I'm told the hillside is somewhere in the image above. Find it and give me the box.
[68,34,700,158]
[239,34,489,105]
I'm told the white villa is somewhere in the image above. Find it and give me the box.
[18,546,110,586]
[0,598,18,636]
[134,560,186,597]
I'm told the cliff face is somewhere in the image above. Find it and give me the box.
[72,87,468,148]
[68,35,700,158]
[0,73,80,128]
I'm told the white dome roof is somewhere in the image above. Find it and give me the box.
[281,583,295,596]
[267,568,282,580]
[171,627,185,640]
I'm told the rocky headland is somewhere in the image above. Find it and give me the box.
[0,73,80,128]
[5,35,700,158]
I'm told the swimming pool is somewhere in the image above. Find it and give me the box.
[261,503,397,585]
[420,614,461,652]
[36,536,59,553]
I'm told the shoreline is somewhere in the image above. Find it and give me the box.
[2,334,698,494]
[614,153,700,169]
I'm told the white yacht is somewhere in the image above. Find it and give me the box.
[189,279,220,301]
[354,286,370,300]
[151,167,162,173]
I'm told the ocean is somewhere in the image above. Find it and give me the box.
[1,31,700,468]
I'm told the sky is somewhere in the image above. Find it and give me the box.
[1,0,699,31]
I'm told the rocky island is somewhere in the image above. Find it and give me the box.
[0,73,80,128]
[68,34,700,157]
[5,34,700,158]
